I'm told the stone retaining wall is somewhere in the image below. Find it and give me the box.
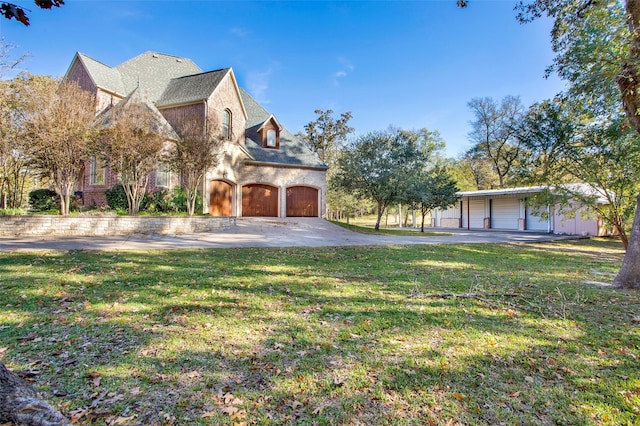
[0,215,236,237]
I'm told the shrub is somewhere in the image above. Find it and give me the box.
[105,185,128,211]
[0,208,27,215]
[170,186,202,214]
[28,189,58,212]
[142,189,176,213]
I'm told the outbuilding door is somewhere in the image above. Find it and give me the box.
[209,180,233,216]
[286,186,318,217]
[468,199,485,229]
[526,202,551,232]
[491,198,520,230]
[242,184,278,217]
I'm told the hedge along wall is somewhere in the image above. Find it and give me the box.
[0,216,236,237]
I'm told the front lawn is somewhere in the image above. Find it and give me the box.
[0,239,638,425]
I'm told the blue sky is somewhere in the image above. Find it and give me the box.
[0,0,565,157]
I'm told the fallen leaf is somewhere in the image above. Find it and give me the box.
[221,406,239,416]
[509,391,521,398]
[524,376,535,383]
[93,376,101,387]
[107,415,137,425]
[453,392,466,401]
[200,411,216,418]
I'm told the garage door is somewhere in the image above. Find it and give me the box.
[286,186,318,217]
[209,180,233,216]
[491,198,520,230]
[242,184,278,217]
[526,203,551,232]
[468,199,486,229]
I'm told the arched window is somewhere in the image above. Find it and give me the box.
[222,109,232,140]
[267,129,276,147]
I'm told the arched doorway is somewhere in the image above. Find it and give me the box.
[242,184,278,217]
[286,186,318,217]
[209,180,233,216]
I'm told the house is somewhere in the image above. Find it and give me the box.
[431,186,609,236]
[63,51,327,217]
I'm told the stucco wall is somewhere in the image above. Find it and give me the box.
[205,143,327,217]
[0,216,235,237]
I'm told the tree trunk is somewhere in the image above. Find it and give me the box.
[374,201,384,231]
[614,194,640,288]
[0,362,69,425]
[613,0,640,288]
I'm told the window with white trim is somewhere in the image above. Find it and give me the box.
[90,156,105,185]
[155,163,170,188]
[266,129,276,147]
[222,109,232,140]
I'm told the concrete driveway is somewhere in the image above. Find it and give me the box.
[0,217,575,251]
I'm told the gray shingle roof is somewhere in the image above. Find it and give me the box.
[76,53,126,95]
[114,51,202,101]
[94,87,179,141]
[240,89,326,169]
[157,69,230,107]
[74,51,325,169]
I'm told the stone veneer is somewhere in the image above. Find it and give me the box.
[0,216,236,237]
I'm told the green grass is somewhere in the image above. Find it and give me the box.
[1,239,639,425]
[331,220,452,237]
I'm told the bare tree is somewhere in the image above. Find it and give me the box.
[96,100,166,215]
[467,96,524,188]
[24,78,96,215]
[165,117,222,216]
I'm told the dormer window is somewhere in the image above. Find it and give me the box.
[222,109,232,140]
[267,129,276,147]
[259,115,281,149]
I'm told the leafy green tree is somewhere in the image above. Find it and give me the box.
[296,109,354,168]
[332,128,437,231]
[405,166,461,232]
[512,0,640,289]
[517,98,640,249]
[466,96,524,188]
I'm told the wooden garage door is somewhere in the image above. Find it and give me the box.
[286,186,318,217]
[209,180,233,216]
[242,184,278,217]
[491,198,520,230]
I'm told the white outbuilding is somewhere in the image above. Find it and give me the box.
[431,186,609,236]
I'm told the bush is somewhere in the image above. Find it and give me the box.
[142,189,176,213]
[28,189,58,212]
[170,186,203,214]
[0,208,27,215]
[105,185,128,211]
[105,185,204,215]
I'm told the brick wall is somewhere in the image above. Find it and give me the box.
[0,216,236,237]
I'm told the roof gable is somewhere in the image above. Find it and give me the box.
[64,52,126,96]
[157,68,230,107]
[257,114,282,132]
[95,87,179,141]
[240,89,326,169]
